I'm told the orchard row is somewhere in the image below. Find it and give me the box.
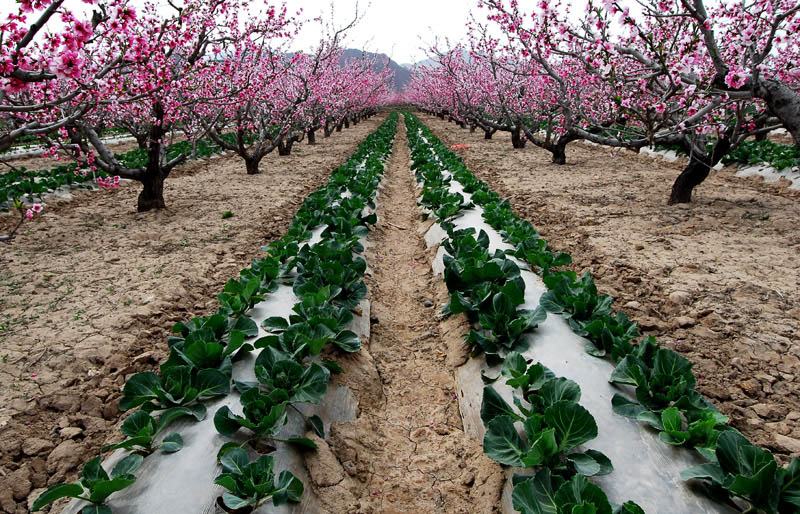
[1,0,395,216]
[406,0,800,204]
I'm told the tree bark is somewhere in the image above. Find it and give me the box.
[551,134,577,164]
[134,133,149,150]
[754,78,800,145]
[551,144,567,165]
[244,156,261,174]
[669,159,711,204]
[511,128,526,149]
[278,136,295,156]
[668,136,732,204]
[137,171,166,212]
[336,122,343,133]
[137,102,169,211]
[484,128,495,140]
[307,128,316,145]
[343,117,350,129]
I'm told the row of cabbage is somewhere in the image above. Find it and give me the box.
[405,112,799,514]
[33,113,398,514]
[405,112,644,514]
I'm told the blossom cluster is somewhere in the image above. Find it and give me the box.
[96,175,121,189]
[407,0,799,152]
[25,204,44,219]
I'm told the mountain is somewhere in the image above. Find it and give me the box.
[340,49,412,91]
[411,57,439,69]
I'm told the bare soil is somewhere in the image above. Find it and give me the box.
[0,117,386,513]
[421,114,800,464]
[305,115,503,513]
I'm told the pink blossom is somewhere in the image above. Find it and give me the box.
[3,78,28,94]
[112,6,136,27]
[73,20,93,43]
[32,204,43,213]
[25,209,34,219]
[52,50,83,79]
[724,68,748,89]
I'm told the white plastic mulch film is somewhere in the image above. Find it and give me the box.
[65,177,381,513]
[415,137,737,514]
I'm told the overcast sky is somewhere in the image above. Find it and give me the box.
[0,0,480,65]
[288,0,476,64]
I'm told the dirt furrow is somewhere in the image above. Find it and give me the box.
[0,117,387,514]
[307,115,502,513]
[420,113,800,463]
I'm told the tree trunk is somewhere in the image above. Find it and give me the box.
[511,128,526,149]
[336,122,343,133]
[754,78,800,145]
[137,171,166,212]
[343,118,350,129]
[278,137,294,156]
[668,136,732,204]
[307,129,316,145]
[669,159,710,204]
[244,156,261,175]
[138,102,168,211]
[134,134,149,150]
[484,128,495,140]
[470,123,477,133]
[551,145,567,165]
[551,134,577,165]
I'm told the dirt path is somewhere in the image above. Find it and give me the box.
[420,113,800,464]
[308,115,502,513]
[0,117,385,514]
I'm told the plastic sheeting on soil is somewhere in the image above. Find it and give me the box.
[583,139,800,189]
[63,295,369,514]
[730,162,800,190]
[413,155,736,513]
[63,163,384,513]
